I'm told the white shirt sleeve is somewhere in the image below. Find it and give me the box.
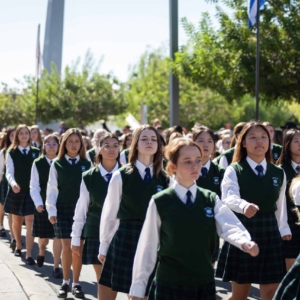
[120,151,127,165]
[130,199,160,298]
[221,166,249,213]
[6,152,17,187]
[86,151,91,161]
[45,162,59,218]
[99,171,122,255]
[71,179,90,246]
[219,155,229,169]
[29,162,43,208]
[0,150,4,182]
[275,172,291,237]
[292,180,300,206]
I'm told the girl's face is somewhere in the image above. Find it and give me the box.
[94,132,105,146]
[137,129,158,156]
[44,137,59,157]
[65,133,81,157]
[243,126,269,159]
[18,128,30,145]
[9,131,15,143]
[31,128,39,142]
[172,146,202,186]
[222,137,231,151]
[194,132,214,159]
[290,133,300,158]
[125,136,132,149]
[99,138,119,161]
[266,126,275,141]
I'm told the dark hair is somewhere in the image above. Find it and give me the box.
[0,132,7,150]
[42,134,60,156]
[165,125,184,145]
[231,122,247,147]
[274,130,283,145]
[95,132,120,165]
[232,121,272,163]
[3,127,16,150]
[192,125,216,159]
[262,121,274,129]
[159,134,166,147]
[121,133,132,151]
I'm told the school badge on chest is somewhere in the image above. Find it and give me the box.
[273,153,278,160]
[204,207,214,218]
[213,177,219,185]
[81,166,86,172]
[272,177,279,186]
[157,185,163,192]
[32,153,36,158]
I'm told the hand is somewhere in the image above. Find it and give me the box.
[12,184,21,194]
[98,254,106,264]
[282,235,292,241]
[49,216,57,224]
[242,241,259,257]
[243,203,259,218]
[71,245,81,256]
[36,205,44,213]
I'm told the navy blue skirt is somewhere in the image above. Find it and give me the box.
[82,237,101,265]
[32,208,55,238]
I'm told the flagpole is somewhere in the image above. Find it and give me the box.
[36,24,40,125]
[255,0,260,121]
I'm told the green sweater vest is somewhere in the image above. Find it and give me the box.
[117,165,169,221]
[121,148,130,164]
[154,187,216,286]
[35,156,50,203]
[232,160,284,213]
[83,167,109,237]
[222,147,235,165]
[196,162,225,197]
[87,148,96,164]
[272,144,282,162]
[9,147,40,191]
[55,157,91,206]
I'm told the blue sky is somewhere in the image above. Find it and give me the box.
[0,0,219,88]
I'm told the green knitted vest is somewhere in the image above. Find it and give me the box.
[35,156,51,203]
[87,148,96,164]
[154,187,216,286]
[272,144,282,162]
[222,147,235,165]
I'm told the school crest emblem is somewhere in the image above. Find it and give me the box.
[157,185,163,192]
[273,153,278,160]
[204,207,214,218]
[272,177,279,186]
[32,153,36,158]
[81,166,86,172]
[213,177,219,185]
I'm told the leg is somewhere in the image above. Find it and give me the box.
[12,214,23,249]
[227,281,251,300]
[61,239,72,281]
[285,258,296,272]
[25,214,34,258]
[38,238,49,256]
[93,264,103,298]
[72,239,84,283]
[98,284,117,300]
[0,203,4,227]
[260,283,280,300]
[53,237,62,269]
[8,214,15,239]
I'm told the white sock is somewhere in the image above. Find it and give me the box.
[63,279,70,285]
[72,283,79,288]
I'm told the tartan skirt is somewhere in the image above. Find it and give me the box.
[273,254,300,300]
[82,237,101,265]
[4,189,35,216]
[216,212,286,284]
[0,178,8,205]
[282,214,300,259]
[148,279,216,300]
[99,219,154,294]
[32,208,55,238]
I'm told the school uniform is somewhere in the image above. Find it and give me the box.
[129,181,252,300]
[30,155,55,238]
[280,161,300,259]
[71,162,119,265]
[120,148,130,165]
[32,142,42,151]
[272,143,282,162]
[218,147,235,169]
[86,147,98,164]
[0,149,6,205]
[4,146,40,216]
[99,161,169,294]
[46,155,92,239]
[216,157,291,284]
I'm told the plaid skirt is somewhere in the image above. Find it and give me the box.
[100,219,154,294]
[216,212,286,284]
[82,237,101,265]
[273,254,300,300]
[32,208,55,238]
[148,279,216,300]
[282,218,300,259]
[0,178,8,205]
[4,189,35,216]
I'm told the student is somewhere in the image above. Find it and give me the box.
[121,132,132,151]
[4,124,40,264]
[0,132,7,236]
[98,125,169,300]
[129,137,259,300]
[216,121,292,300]
[86,129,107,164]
[192,125,225,264]
[262,122,282,162]
[46,128,92,299]
[30,125,43,150]
[30,134,63,278]
[71,132,120,297]
[276,128,300,271]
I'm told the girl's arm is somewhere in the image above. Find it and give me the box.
[130,199,160,299]
[29,162,43,208]
[292,179,300,206]
[0,150,5,182]
[6,152,17,187]
[219,155,229,169]
[71,179,90,246]
[45,162,59,218]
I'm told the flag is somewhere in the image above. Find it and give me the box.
[36,24,43,79]
[248,0,265,28]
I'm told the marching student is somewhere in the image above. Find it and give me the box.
[30,125,43,150]
[46,128,92,299]
[86,129,107,164]
[98,125,169,300]
[0,132,7,236]
[71,132,120,297]
[4,124,40,264]
[129,137,259,300]
[262,122,282,162]
[216,121,291,300]
[121,132,132,151]
[30,134,63,278]
[276,128,300,271]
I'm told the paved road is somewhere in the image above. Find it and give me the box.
[0,215,261,299]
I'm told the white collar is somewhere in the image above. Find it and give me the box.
[32,142,40,147]
[135,160,153,176]
[18,145,30,152]
[65,154,80,162]
[172,180,197,200]
[45,155,55,165]
[202,160,211,170]
[291,160,300,172]
[98,162,119,177]
[246,156,267,171]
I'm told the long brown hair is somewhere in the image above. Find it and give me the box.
[57,128,87,159]
[30,125,43,146]
[0,132,7,150]
[192,125,216,159]
[128,125,163,176]
[232,121,272,163]
[231,122,247,148]
[9,124,32,150]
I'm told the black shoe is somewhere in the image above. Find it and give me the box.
[36,255,44,267]
[14,249,22,257]
[0,228,6,236]
[57,283,70,298]
[10,239,16,252]
[26,257,36,265]
[72,285,85,299]
[53,268,63,278]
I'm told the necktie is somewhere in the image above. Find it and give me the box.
[255,165,264,178]
[33,142,37,147]
[186,190,193,207]
[69,158,76,165]
[106,173,112,183]
[22,149,27,155]
[296,165,300,174]
[144,167,151,184]
[50,160,52,165]
[201,167,208,178]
